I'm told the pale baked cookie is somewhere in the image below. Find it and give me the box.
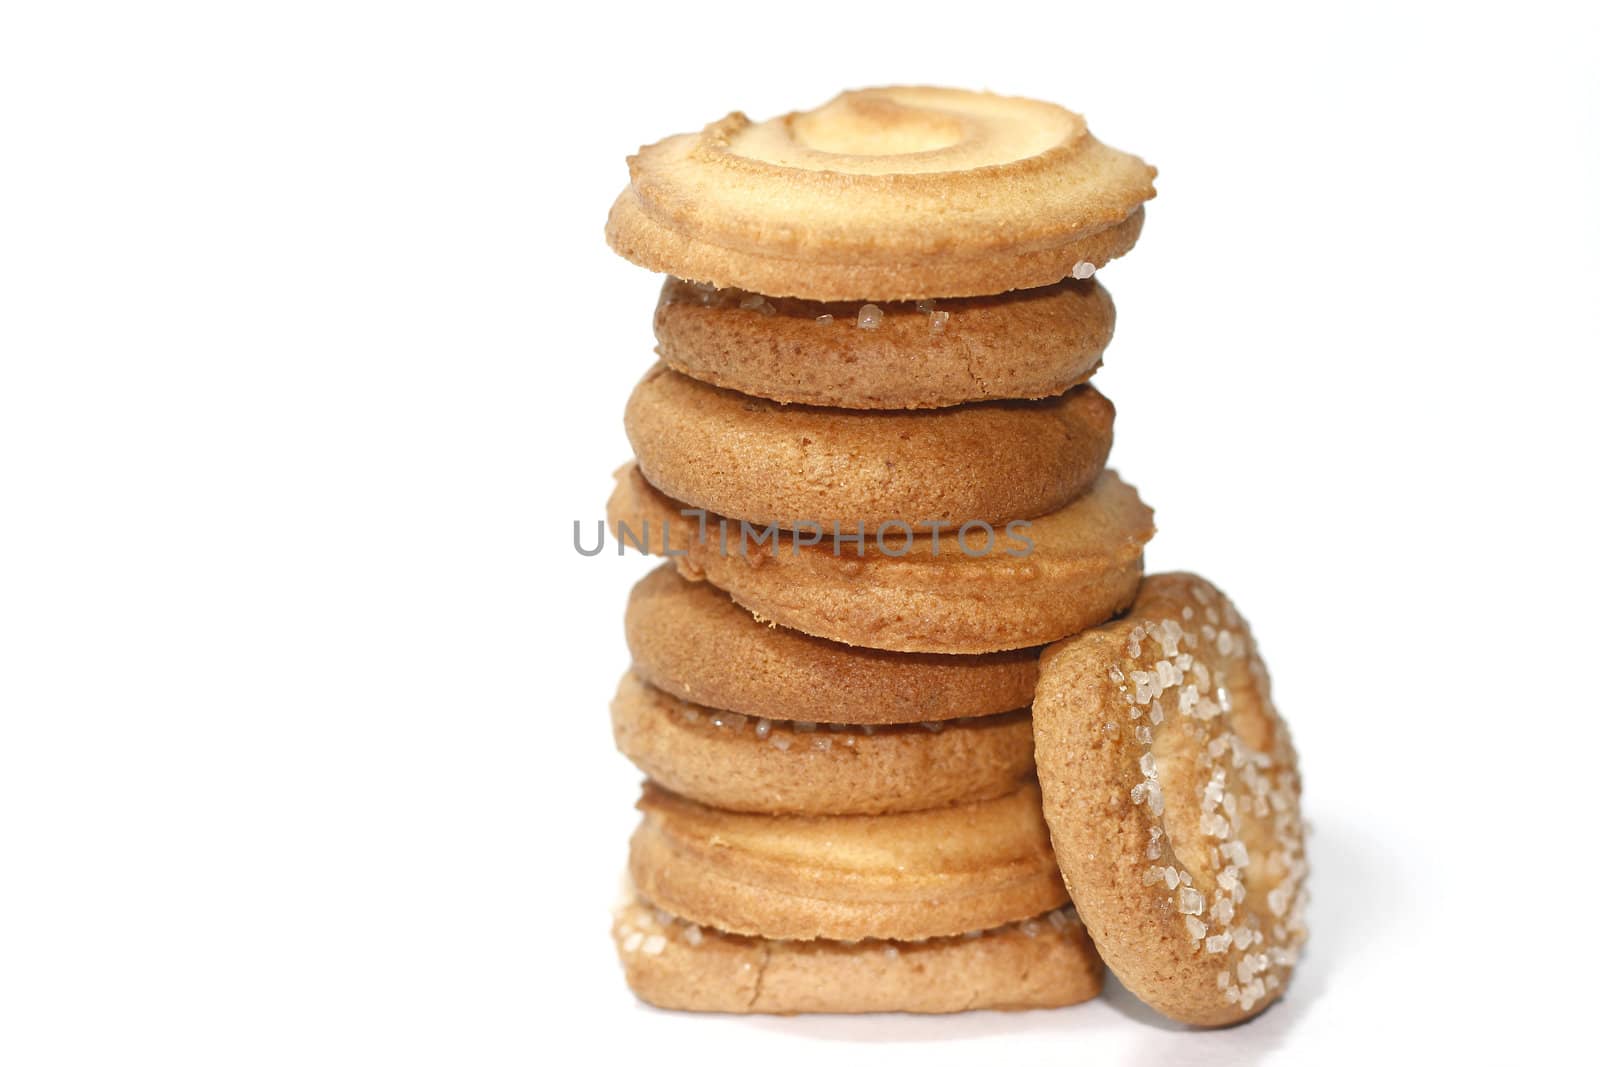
[606,462,1154,654]
[607,86,1157,300]
[653,276,1115,409]
[625,364,1114,530]
[614,895,1103,1014]
[1031,573,1308,1026]
[625,565,1039,725]
[611,671,1033,815]
[629,781,1066,941]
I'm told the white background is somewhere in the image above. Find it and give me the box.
[2,2,1596,1064]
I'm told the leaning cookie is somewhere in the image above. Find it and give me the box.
[626,364,1114,530]
[614,896,1103,1014]
[611,671,1033,815]
[1031,573,1308,1026]
[607,86,1156,300]
[626,565,1039,724]
[607,462,1153,654]
[654,277,1114,409]
[629,781,1066,942]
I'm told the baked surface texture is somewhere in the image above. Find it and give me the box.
[653,276,1114,409]
[607,462,1154,653]
[628,781,1067,941]
[626,363,1114,529]
[614,896,1104,1014]
[1031,573,1308,1026]
[611,671,1034,815]
[625,564,1040,725]
[606,86,1157,300]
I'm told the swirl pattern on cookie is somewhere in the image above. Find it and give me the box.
[625,565,1040,725]
[607,86,1157,300]
[626,364,1115,530]
[629,781,1066,942]
[607,461,1153,654]
[1031,573,1308,1026]
[614,895,1103,1014]
[611,671,1034,815]
[654,276,1115,409]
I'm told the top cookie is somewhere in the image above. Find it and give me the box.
[607,86,1157,300]
[1031,574,1308,1026]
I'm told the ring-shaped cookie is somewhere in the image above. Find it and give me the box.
[625,564,1039,725]
[607,86,1157,300]
[629,781,1066,941]
[614,895,1103,1014]
[653,276,1114,409]
[1031,573,1308,1026]
[606,462,1154,654]
[611,671,1034,815]
[625,364,1114,530]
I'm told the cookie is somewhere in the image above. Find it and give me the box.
[606,86,1157,300]
[629,781,1066,941]
[626,364,1114,530]
[614,895,1103,1014]
[625,564,1038,725]
[611,670,1034,815]
[606,462,1154,653]
[653,276,1114,409]
[1031,573,1308,1026]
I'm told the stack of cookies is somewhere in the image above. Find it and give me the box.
[600,88,1308,1025]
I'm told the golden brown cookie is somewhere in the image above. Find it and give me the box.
[653,276,1115,409]
[1031,573,1308,1026]
[607,86,1157,300]
[629,781,1066,941]
[625,564,1039,725]
[607,462,1154,654]
[614,895,1103,1014]
[625,364,1114,530]
[611,671,1034,815]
